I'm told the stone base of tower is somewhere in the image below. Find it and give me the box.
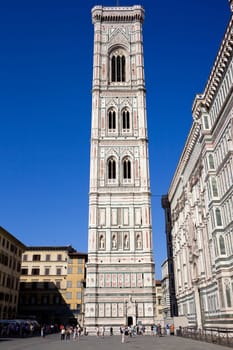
[84,316,155,336]
[84,282,156,334]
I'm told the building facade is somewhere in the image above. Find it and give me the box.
[155,280,163,321]
[0,226,26,319]
[67,251,87,326]
[161,260,171,320]
[163,1,233,329]
[19,246,87,325]
[85,6,156,332]
[161,195,178,318]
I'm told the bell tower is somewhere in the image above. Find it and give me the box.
[84,5,156,332]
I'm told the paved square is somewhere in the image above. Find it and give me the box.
[0,334,230,350]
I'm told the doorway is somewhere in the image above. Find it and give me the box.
[127,316,133,326]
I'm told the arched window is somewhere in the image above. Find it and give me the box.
[219,235,226,255]
[108,109,116,130]
[215,208,222,226]
[124,234,129,249]
[208,154,215,169]
[99,235,105,249]
[225,282,232,307]
[123,157,131,179]
[111,54,125,82]
[136,234,142,249]
[211,178,218,197]
[108,157,116,179]
[122,109,130,130]
[213,237,219,256]
[203,115,210,129]
[112,235,117,249]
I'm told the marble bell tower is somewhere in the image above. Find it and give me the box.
[84,5,156,332]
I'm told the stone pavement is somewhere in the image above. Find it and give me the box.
[0,333,230,350]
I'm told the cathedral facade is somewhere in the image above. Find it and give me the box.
[84,6,156,332]
[163,1,233,329]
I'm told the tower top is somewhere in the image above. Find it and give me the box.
[92,5,144,24]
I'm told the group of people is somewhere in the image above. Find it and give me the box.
[151,323,175,336]
[58,323,175,341]
[95,326,107,337]
[60,324,83,341]
[120,324,147,342]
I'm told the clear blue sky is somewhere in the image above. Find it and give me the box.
[0,0,231,278]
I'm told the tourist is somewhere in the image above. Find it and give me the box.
[60,327,65,341]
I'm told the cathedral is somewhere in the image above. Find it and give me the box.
[84,5,156,332]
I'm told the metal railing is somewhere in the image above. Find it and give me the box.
[177,327,233,347]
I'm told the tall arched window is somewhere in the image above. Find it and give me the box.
[219,235,226,254]
[213,237,219,256]
[99,235,105,249]
[111,54,125,82]
[123,157,131,179]
[225,282,232,307]
[215,208,222,226]
[211,177,218,197]
[108,109,116,130]
[203,115,210,129]
[122,109,130,130]
[208,154,215,169]
[108,157,116,179]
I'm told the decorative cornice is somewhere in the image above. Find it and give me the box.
[168,122,201,201]
[230,0,233,12]
[192,13,233,119]
[92,6,144,24]
[169,10,233,200]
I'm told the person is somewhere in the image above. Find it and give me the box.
[110,326,113,336]
[60,327,65,341]
[101,326,105,338]
[65,327,70,340]
[170,323,175,335]
[77,325,81,340]
[73,327,77,341]
[153,324,157,336]
[166,323,170,336]
[96,326,100,337]
[157,323,162,337]
[120,326,125,343]
[41,325,45,337]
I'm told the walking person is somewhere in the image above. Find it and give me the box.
[96,326,100,337]
[73,327,77,341]
[60,327,65,341]
[101,326,105,338]
[166,324,170,336]
[77,325,81,341]
[153,324,157,337]
[120,326,125,343]
[41,325,45,338]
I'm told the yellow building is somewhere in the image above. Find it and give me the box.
[19,246,87,326]
[67,251,87,326]
[0,226,26,319]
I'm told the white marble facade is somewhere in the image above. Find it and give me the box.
[167,2,233,329]
[84,6,156,332]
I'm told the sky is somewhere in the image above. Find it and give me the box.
[0,0,231,279]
